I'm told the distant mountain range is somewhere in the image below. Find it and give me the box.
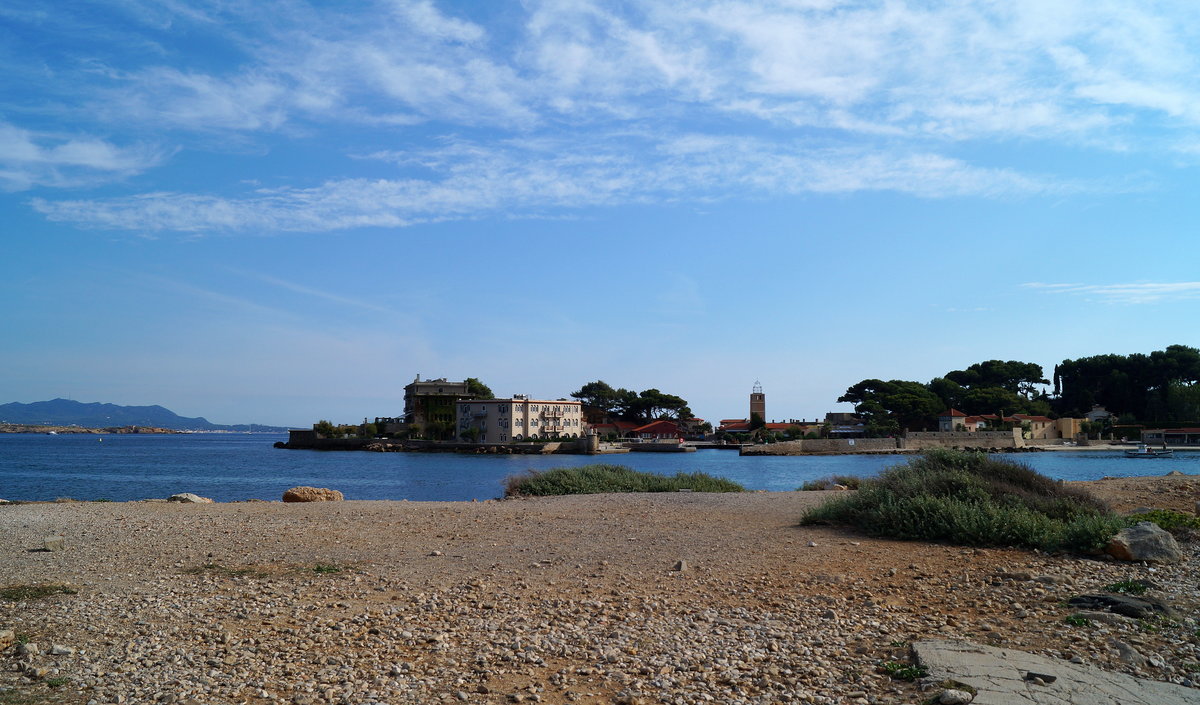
[0,398,287,432]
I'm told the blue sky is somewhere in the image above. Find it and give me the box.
[2,1,1199,428]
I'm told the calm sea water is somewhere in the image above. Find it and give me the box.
[1,433,1197,502]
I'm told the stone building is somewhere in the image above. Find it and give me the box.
[403,375,475,431]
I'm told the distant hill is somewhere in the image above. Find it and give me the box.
[0,398,287,432]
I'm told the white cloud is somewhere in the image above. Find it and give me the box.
[0,121,165,191]
[32,134,1105,232]
[1023,281,1200,304]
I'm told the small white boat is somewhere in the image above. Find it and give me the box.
[1124,443,1173,458]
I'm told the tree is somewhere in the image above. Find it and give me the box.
[313,419,335,437]
[465,378,495,400]
[945,360,1049,398]
[838,379,943,433]
[571,380,621,414]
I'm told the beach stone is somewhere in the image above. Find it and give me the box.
[1111,639,1146,668]
[938,689,974,704]
[0,630,14,648]
[17,642,39,656]
[1105,522,1182,564]
[673,560,687,572]
[167,493,213,504]
[282,486,344,502]
[44,535,65,552]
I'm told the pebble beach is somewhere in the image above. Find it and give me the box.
[2,475,1198,705]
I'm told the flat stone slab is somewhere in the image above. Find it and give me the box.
[913,639,1200,705]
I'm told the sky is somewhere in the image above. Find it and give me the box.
[2,1,1199,428]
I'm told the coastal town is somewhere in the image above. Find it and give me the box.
[285,368,1198,456]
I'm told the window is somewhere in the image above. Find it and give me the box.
[531,419,538,426]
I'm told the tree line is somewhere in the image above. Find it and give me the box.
[838,345,1200,435]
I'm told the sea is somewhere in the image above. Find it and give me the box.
[1,433,1197,503]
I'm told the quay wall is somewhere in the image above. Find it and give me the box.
[900,430,1023,450]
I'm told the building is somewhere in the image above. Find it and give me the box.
[456,396,585,443]
[750,381,765,421]
[1142,428,1200,446]
[629,419,684,440]
[937,408,1082,440]
[404,375,475,431]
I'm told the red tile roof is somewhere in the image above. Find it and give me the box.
[939,409,968,417]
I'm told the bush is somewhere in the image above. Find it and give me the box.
[1127,509,1200,535]
[799,475,863,491]
[800,449,1125,553]
[504,464,744,497]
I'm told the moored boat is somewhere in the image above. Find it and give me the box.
[1124,443,1173,458]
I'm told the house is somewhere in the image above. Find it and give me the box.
[629,419,684,440]
[1085,405,1113,423]
[455,396,585,443]
[937,409,969,431]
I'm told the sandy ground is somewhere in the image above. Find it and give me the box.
[1,475,1198,705]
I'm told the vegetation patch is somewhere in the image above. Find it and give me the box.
[182,563,267,579]
[1127,509,1200,537]
[312,564,344,575]
[880,661,928,681]
[1064,614,1090,627]
[504,464,744,497]
[799,475,863,491]
[0,584,76,602]
[800,449,1125,553]
[1105,579,1151,596]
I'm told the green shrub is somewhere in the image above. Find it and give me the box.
[1105,579,1150,596]
[799,475,863,491]
[0,584,77,601]
[800,449,1125,553]
[504,464,744,496]
[1127,509,1200,534]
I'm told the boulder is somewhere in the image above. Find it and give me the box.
[167,492,213,504]
[1105,521,1182,563]
[282,486,344,502]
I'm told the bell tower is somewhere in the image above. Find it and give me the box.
[750,381,765,421]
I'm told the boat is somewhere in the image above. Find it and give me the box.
[1124,443,1173,458]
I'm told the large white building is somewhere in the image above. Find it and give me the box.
[456,396,585,442]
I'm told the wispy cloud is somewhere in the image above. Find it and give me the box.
[32,134,1113,232]
[7,0,1200,230]
[0,121,166,191]
[242,271,394,314]
[1023,281,1200,304]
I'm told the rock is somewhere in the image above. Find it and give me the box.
[1105,521,1182,564]
[1111,638,1147,668]
[49,644,75,655]
[1067,594,1178,620]
[43,535,65,552]
[282,486,344,502]
[167,493,213,504]
[17,642,39,656]
[672,560,687,572]
[1074,610,1133,625]
[938,689,974,704]
[0,630,14,648]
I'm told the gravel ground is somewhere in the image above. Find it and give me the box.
[1,479,1198,705]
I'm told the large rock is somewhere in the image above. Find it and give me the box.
[1105,521,1182,563]
[168,492,213,504]
[282,486,344,502]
